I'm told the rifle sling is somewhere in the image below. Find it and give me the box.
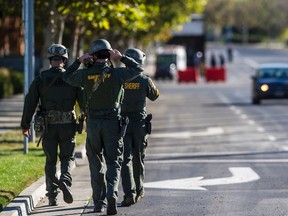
[85,67,110,113]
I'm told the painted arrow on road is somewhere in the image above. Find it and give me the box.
[144,167,260,191]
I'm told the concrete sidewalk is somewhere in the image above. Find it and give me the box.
[0,145,91,216]
[0,94,92,216]
[0,145,136,216]
[0,94,128,216]
[0,94,23,135]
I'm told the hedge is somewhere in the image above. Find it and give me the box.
[0,68,24,99]
[10,70,24,94]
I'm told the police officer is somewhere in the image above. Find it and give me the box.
[63,39,143,215]
[120,48,159,206]
[21,44,84,206]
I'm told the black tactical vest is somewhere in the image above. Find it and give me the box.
[83,66,124,111]
[121,75,148,113]
[37,67,79,111]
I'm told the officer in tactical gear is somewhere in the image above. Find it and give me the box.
[21,44,84,206]
[120,48,159,206]
[63,39,143,215]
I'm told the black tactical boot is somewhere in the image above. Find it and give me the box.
[107,197,117,215]
[46,191,58,206]
[94,206,105,213]
[135,192,144,203]
[121,195,135,207]
[48,197,58,206]
[58,181,73,204]
[93,200,106,213]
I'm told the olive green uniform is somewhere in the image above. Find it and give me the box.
[63,56,143,208]
[21,67,84,200]
[121,74,159,200]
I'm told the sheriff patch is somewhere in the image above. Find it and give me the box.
[88,74,111,82]
[124,82,140,90]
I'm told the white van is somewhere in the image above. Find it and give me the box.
[154,45,187,80]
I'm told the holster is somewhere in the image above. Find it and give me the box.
[34,109,47,137]
[119,116,129,137]
[145,113,153,134]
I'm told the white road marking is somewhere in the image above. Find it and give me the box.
[150,127,224,139]
[146,150,286,160]
[257,127,265,132]
[144,167,260,191]
[241,114,247,119]
[235,109,242,115]
[146,159,288,164]
[244,58,259,69]
[268,135,276,141]
[281,146,288,151]
[216,93,278,144]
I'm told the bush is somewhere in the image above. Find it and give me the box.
[0,68,13,99]
[10,71,24,94]
[0,68,24,99]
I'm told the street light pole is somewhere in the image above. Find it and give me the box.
[23,0,35,154]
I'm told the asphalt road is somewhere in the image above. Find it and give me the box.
[5,45,288,216]
[76,45,288,216]
[102,45,288,216]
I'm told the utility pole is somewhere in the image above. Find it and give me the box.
[23,0,35,154]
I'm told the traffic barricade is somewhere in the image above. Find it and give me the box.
[218,67,226,81]
[205,67,226,82]
[178,67,199,83]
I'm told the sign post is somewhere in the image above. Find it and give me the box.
[23,0,35,154]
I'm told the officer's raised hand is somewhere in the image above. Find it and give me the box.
[109,49,122,61]
[79,53,93,64]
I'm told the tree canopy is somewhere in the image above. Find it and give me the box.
[204,0,288,43]
[0,0,206,60]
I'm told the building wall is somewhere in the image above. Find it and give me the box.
[0,17,24,56]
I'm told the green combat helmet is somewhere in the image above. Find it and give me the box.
[47,44,68,59]
[124,48,146,65]
[89,39,112,55]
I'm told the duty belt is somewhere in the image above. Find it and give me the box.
[88,108,120,121]
[46,110,76,124]
[88,112,120,121]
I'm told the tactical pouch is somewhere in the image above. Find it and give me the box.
[119,116,129,137]
[145,114,153,134]
[34,112,47,137]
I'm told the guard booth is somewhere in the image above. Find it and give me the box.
[154,45,187,81]
[167,14,205,83]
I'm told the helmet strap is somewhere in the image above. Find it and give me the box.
[108,59,114,68]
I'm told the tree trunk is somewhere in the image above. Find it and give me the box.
[55,17,65,44]
[41,0,66,70]
[41,23,53,70]
[68,21,85,65]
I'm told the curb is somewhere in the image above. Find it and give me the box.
[0,144,86,216]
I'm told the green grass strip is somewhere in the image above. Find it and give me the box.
[0,129,86,211]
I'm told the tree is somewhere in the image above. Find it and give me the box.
[204,0,288,44]
[1,0,206,64]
